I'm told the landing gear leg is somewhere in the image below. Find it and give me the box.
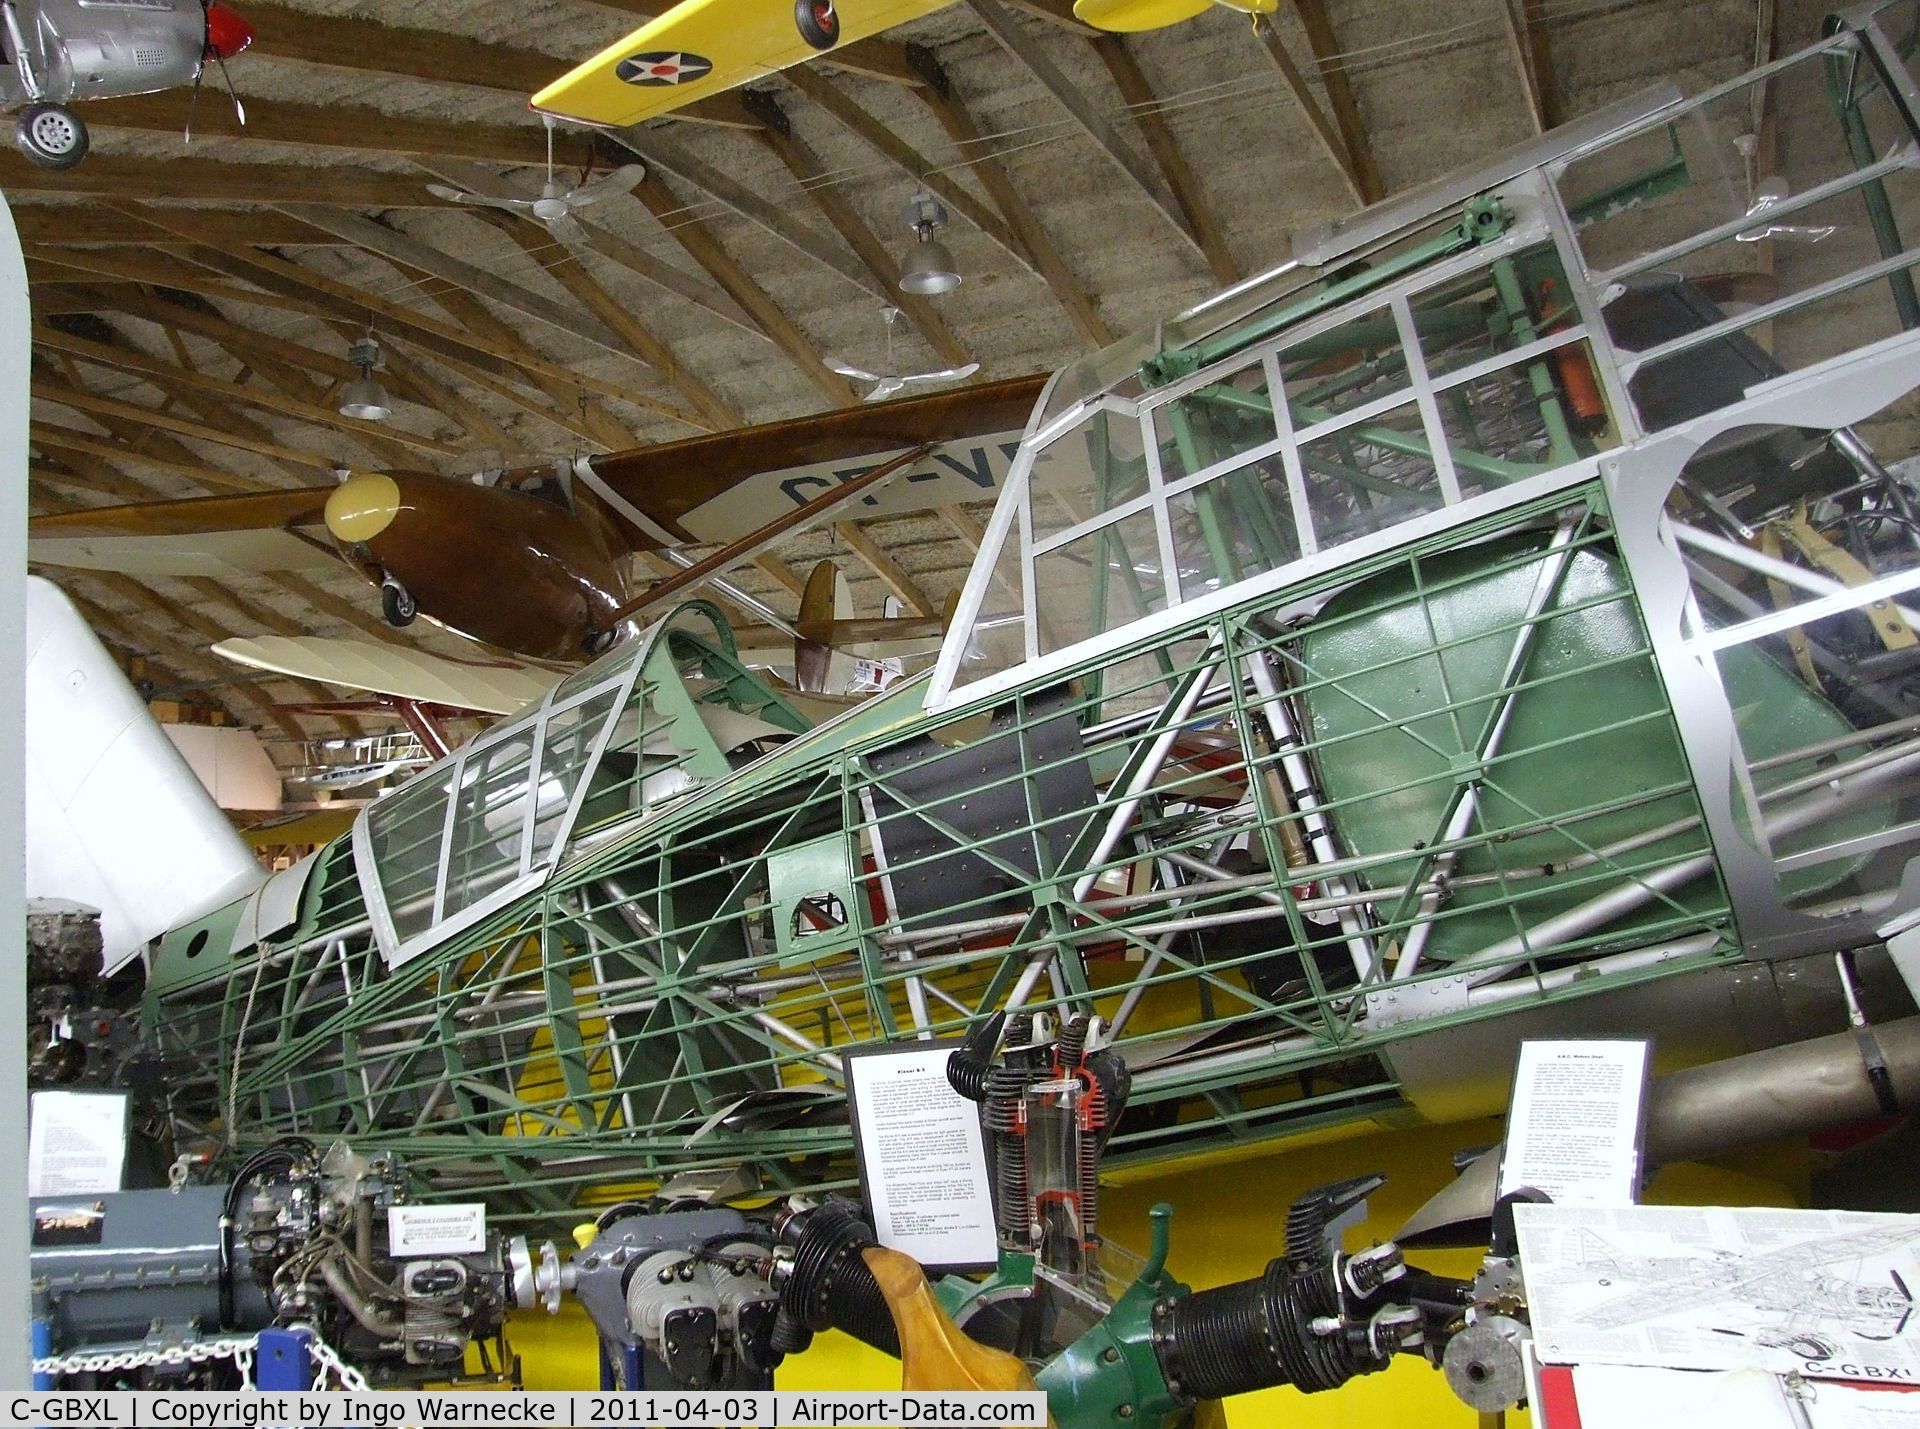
[380,578,418,628]
[15,102,87,170]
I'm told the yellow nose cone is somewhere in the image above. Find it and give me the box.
[325,472,401,544]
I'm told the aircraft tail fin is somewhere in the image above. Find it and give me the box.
[794,560,858,694]
[26,577,267,974]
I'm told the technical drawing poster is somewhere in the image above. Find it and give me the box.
[1515,1204,1920,1381]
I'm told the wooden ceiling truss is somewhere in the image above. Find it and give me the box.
[12,0,1497,744]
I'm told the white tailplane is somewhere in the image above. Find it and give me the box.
[26,576,266,974]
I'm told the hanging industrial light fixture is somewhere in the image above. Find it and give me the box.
[339,329,392,422]
[898,190,961,296]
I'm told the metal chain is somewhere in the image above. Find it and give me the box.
[32,1335,260,1381]
[36,1324,371,1391]
[297,1325,372,1392]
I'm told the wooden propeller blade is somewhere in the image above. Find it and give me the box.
[29,487,334,539]
[860,1245,1056,1422]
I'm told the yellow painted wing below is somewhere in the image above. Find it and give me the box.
[532,0,953,128]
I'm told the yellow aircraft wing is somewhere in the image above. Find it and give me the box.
[531,0,953,128]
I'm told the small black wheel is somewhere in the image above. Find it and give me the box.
[795,0,840,49]
[381,580,418,628]
[583,626,619,656]
[16,103,87,170]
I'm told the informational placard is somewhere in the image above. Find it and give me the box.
[27,1090,127,1196]
[1499,1039,1649,1207]
[1515,1203,1920,1382]
[388,1203,487,1255]
[1564,1365,1804,1429]
[846,1043,997,1271]
[1567,1365,1920,1429]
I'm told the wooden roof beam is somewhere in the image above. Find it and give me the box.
[998,0,1100,34]
[753,553,808,600]
[113,205,652,431]
[1089,37,1239,286]
[412,157,764,339]
[614,127,888,302]
[35,322,461,462]
[33,449,171,506]
[204,348,443,473]
[34,373,298,500]
[417,287,643,450]
[748,98,974,372]
[218,346,326,406]
[34,284,126,316]
[967,0,1208,263]
[1498,0,1552,134]
[240,1,759,129]
[491,219,744,431]
[632,170,860,409]
[91,285,395,395]
[39,256,608,449]
[41,356,334,497]
[16,209,351,248]
[778,66,1035,274]
[938,504,987,551]
[26,247,347,320]
[277,205,712,429]
[1291,0,1383,202]
[834,519,938,618]
[101,326,421,475]
[1251,14,1369,208]
[909,46,1113,348]
[370,344,517,454]
[31,460,146,498]
[30,421,269,494]
[33,377,340,471]
[81,91,551,167]
[0,152,454,208]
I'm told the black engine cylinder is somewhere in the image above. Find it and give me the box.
[776,1201,901,1358]
[1151,1258,1381,1400]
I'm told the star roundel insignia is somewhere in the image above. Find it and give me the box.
[615,51,715,86]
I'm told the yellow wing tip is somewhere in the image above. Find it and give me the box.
[531,68,614,125]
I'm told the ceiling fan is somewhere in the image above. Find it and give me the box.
[426,115,644,241]
[829,306,979,402]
